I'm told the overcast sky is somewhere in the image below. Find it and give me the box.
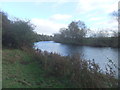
[0,0,118,35]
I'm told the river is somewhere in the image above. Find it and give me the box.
[34,41,119,77]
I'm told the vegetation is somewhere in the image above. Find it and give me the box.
[54,20,88,45]
[2,49,68,88]
[2,11,36,48]
[3,48,118,88]
[2,10,119,49]
[2,11,118,88]
[53,20,119,48]
[35,34,53,42]
[1,11,52,49]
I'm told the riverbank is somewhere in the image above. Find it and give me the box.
[53,37,119,48]
[3,48,118,88]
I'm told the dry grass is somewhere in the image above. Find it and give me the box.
[22,47,118,88]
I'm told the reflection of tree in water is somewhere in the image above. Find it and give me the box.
[60,44,84,58]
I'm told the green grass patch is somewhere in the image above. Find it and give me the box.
[2,49,68,88]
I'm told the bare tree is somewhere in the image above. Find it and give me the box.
[112,10,120,24]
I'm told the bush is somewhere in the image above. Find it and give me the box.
[23,47,118,88]
[2,11,37,48]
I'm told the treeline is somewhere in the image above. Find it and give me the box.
[53,20,119,48]
[2,11,118,88]
[1,11,52,49]
[35,34,53,42]
[2,10,119,48]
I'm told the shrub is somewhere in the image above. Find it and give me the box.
[23,47,118,88]
[1,11,37,48]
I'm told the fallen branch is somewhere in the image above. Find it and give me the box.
[15,79,31,86]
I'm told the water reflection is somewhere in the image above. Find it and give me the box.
[34,41,119,77]
[60,44,84,57]
[34,41,118,66]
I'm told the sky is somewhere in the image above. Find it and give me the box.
[0,0,119,35]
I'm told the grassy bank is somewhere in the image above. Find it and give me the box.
[2,49,71,88]
[3,48,118,88]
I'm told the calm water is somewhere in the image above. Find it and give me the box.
[34,41,119,76]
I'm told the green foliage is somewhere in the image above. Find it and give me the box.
[2,11,37,48]
[54,20,88,44]
[54,21,119,48]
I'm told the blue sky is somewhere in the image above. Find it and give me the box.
[0,0,118,35]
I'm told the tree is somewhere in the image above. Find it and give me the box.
[111,10,120,24]
[2,11,15,47]
[10,20,36,48]
[67,20,87,41]
[54,20,88,44]
[2,11,37,48]
[111,10,120,37]
[68,21,79,39]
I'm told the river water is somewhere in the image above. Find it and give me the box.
[34,41,119,77]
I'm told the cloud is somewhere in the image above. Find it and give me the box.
[31,13,72,35]
[75,0,118,32]
[90,19,118,31]
[50,14,72,21]
[75,0,118,19]
[0,0,79,2]
[2,0,118,34]
[31,18,67,35]
[88,17,104,21]
[76,0,118,14]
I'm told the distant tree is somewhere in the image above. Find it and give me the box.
[112,30,118,37]
[54,20,88,44]
[36,34,53,41]
[96,30,109,38]
[59,28,69,38]
[111,10,120,37]
[68,21,79,39]
[111,10,120,24]
[67,20,87,43]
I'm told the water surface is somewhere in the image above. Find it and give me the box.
[34,41,119,76]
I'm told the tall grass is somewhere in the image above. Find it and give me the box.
[22,47,118,88]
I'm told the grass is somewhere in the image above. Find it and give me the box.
[2,48,118,88]
[2,49,70,88]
